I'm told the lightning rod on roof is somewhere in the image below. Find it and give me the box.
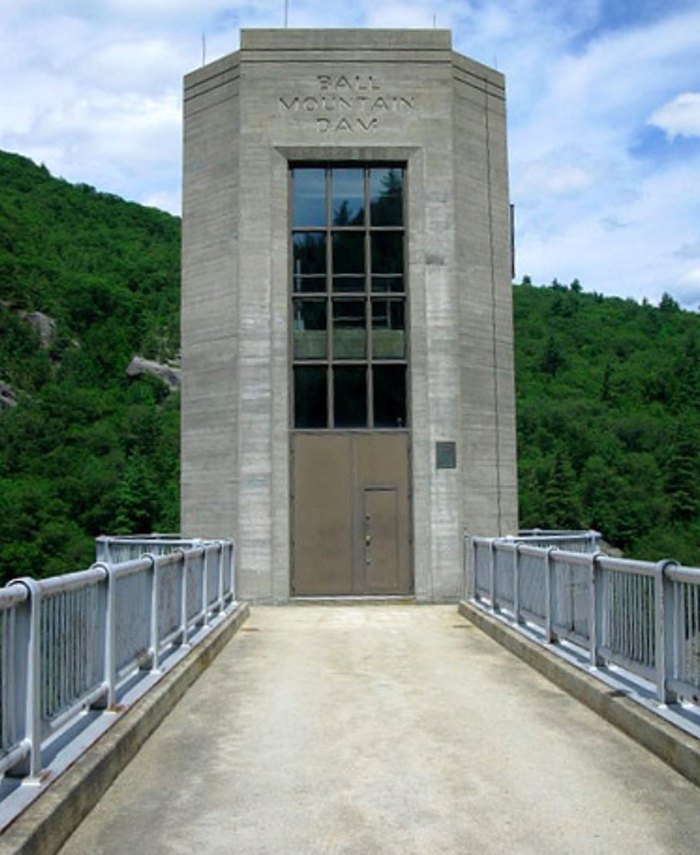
[202,33,206,66]
[284,0,289,27]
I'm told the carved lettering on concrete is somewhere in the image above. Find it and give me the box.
[278,74,416,133]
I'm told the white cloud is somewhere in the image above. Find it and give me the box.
[0,1,698,307]
[675,267,700,309]
[517,147,606,199]
[676,238,700,260]
[648,92,700,140]
[78,39,186,91]
[680,268,700,286]
[142,189,180,215]
[363,1,449,29]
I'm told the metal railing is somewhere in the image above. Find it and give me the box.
[0,539,235,783]
[514,529,603,552]
[467,532,700,707]
[95,534,209,564]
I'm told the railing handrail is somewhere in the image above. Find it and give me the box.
[518,528,602,538]
[11,564,108,595]
[0,586,28,609]
[0,537,236,797]
[466,532,700,713]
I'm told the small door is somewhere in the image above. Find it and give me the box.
[292,433,411,595]
[364,488,400,593]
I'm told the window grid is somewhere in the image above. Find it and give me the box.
[291,165,407,430]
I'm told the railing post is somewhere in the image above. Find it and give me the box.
[202,547,209,624]
[230,541,237,602]
[144,554,160,673]
[462,532,468,600]
[95,536,111,564]
[469,537,477,601]
[513,543,522,624]
[216,540,225,614]
[489,541,496,612]
[9,578,42,779]
[589,552,604,669]
[92,562,115,709]
[545,547,555,643]
[655,559,679,705]
[176,548,190,648]
[468,538,476,601]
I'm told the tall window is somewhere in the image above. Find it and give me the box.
[291,165,408,430]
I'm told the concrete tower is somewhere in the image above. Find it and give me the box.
[181,29,518,601]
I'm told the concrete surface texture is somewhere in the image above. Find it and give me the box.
[58,606,700,854]
[181,28,518,602]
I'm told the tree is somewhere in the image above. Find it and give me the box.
[542,451,583,529]
[665,425,699,521]
[540,336,565,376]
[659,292,680,313]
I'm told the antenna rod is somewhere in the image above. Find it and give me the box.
[284,0,289,27]
[202,33,206,66]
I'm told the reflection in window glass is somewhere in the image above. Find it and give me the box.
[371,275,404,293]
[371,232,403,275]
[294,276,326,294]
[332,232,364,275]
[372,300,405,358]
[293,233,326,279]
[373,365,406,427]
[370,168,403,226]
[333,276,365,293]
[295,366,327,428]
[333,300,366,359]
[293,169,326,227]
[334,366,367,427]
[332,168,364,225]
[294,300,327,359]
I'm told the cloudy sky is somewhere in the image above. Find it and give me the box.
[1,1,699,307]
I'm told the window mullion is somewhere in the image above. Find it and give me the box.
[326,167,334,428]
[365,167,374,429]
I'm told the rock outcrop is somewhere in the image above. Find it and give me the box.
[0,380,17,409]
[20,310,56,348]
[126,356,181,391]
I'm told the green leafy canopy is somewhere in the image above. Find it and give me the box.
[1,151,699,580]
[0,151,180,582]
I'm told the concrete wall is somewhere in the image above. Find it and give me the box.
[181,29,518,601]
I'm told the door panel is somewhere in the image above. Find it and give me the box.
[292,434,353,595]
[292,433,411,595]
[364,489,399,593]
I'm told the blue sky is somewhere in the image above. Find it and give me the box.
[0,1,699,307]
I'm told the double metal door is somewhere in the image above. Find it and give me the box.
[291,433,411,595]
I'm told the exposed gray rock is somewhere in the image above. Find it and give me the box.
[126,356,181,391]
[20,310,56,348]
[0,380,17,409]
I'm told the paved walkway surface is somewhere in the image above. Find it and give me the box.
[59,606,700,854]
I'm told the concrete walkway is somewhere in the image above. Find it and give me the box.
[59,606,700,854]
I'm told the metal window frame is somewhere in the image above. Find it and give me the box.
[289,163,410,432]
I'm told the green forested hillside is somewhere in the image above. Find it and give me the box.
[0,151,698,582]
[515,279,700,564]
[0,151,180,581]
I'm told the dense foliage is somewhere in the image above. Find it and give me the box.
[0,151,180,582]
[0,150,698,582]
[515,278,700,565]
